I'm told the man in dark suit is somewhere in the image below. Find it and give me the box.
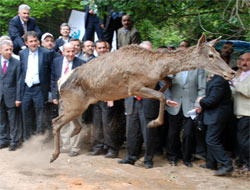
[118,41,177,168]
[0,40,21,151]
[54,23,72,53]
[199,75,234,176]
[20,31,52,141]
[8,4,42,54]
[51,42,86,156]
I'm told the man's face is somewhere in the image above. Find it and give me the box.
[25,35,39,52]
[60,26,70,37]
[70,40,81,54]
[83,41,94,55]
[221,43,234,57]
[122,15,132,30]
[41,36,54,50]
[0,44,13,60]
[95,42,107,56]
[240,53,250,72]
[18,8,30,22]
[63,44,75,62]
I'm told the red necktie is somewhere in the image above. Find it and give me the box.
[135,96,142,101]
[2,60,7,75]
[64,60,69,75]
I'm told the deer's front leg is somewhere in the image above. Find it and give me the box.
[133,87,166,128]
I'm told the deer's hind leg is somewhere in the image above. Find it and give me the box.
[134,87,166,128]
[50,92,90,163]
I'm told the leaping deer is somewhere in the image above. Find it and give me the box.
[50,34,235,162]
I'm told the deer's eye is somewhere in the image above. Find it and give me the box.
[209,54,214,58]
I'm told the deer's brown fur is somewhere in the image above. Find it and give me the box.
[50,34,235,162]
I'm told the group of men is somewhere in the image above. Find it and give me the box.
[0,3,249,177]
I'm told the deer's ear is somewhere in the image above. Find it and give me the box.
[207,36,221,47]
[197,33,206,48]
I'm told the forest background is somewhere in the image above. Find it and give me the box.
[0,0,249,48]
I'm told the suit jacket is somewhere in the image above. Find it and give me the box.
[117,26,141,48]
[20,47,52,101]
[232,73,250,117]
[53,37,72,53]
[200,75,232,125]
[50,56,86,99]
[8,15,42,54]
[125,84,160,119]
[0,57,21,108]
[166,69,206,117]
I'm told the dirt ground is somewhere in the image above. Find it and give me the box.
[0,133,249,190]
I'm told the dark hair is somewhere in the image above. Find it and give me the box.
[158,45,167,49]
[24,31,38,42]
[222,41,234,47]
[94,39,106,47]
[69,38,81,43]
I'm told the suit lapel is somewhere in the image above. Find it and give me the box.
[38,47,42,74]
[0,57,3,77]
[23,49,29,78]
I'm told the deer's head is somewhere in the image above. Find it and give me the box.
[194,34,235,81]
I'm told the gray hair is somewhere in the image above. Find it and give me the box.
[0,35,11,42]
[18,4,31,12]
[0,40,13,49]
[60,23,71,30]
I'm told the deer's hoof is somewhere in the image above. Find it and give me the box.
[50,153,59,163]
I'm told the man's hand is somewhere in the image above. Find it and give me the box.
[166,100,178,107]
[53,99,59,105]
[197,97,203,104]
[194,106,202,113]
[100,24,104,29]
[107,101,114,107]
[15,101,21,107]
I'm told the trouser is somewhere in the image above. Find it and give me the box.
[206,123,232,168]
[22,86,44,141]
[84,14,103,42]
[58,103,84,153]
[125,99,155,164]
[0,97,19,146]
[92,101,118,151]
[237,116,250,167]
[167,110,195,162]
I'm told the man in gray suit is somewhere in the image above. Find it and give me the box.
[0,40,21,151]
[166,41,206,167]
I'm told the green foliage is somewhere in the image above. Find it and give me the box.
[0,0,249,46]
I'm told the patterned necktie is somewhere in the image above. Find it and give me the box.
[2,60,7,75]
[23,22,27,33]
[64,60,69,75]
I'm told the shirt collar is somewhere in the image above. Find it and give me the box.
[0,56,9,64]
[29,49,38,55]
[63,57,73,64]
[19,17,25,25]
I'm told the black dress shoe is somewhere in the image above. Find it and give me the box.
[184,162,193,168]
[214,166,234,176]
[105,150,118,158]
[0,144,8,149]
[89,149,105,156]
[144,162,153,169]
[169,160,177,166]
[200,164,217,170]
[118,159,135,165]
[9,145,17,151]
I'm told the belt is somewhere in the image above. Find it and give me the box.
[25,83,40,88]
